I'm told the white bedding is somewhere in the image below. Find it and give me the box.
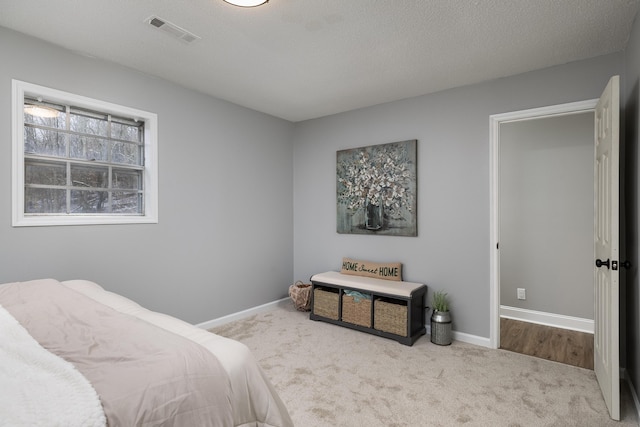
[0,304,106,427]
[60,280,293,427]
[0,279,292,427]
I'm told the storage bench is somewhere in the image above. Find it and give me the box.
[310,271,427,345]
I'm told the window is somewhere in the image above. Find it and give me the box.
[12,80,158,226]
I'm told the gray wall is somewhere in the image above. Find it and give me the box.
[292,54,622,338]
[623,10,640,410]
[2,17,637,386]
[500,113,594,319]
[0,27,295,324]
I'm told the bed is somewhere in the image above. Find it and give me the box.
[0,278,293,427]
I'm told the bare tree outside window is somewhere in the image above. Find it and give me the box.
[13,79,158,226]
[22,98,145,215]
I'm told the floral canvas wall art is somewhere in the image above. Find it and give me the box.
[337,140,417,236]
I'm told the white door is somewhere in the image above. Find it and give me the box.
[594,75,620,421]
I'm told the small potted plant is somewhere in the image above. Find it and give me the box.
[431,290,452,345]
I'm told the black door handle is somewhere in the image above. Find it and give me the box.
[622,260,632,269]
[595,259,610,269]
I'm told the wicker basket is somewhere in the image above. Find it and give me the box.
[374,299,408,336]
[342,294,371,327]
[313,288,339,320]
[289,281,312,311]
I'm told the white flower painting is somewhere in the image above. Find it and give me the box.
[337,140,417,236]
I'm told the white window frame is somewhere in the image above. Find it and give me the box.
[12,80,158,226]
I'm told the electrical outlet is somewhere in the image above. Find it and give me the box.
[517,288,526,300]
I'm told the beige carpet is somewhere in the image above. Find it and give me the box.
[211,303,639,427]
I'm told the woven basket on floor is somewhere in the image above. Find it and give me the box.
[289,281,312,311]
[313,289,339,320]
[374,299,408,336]
[342,294,372,327]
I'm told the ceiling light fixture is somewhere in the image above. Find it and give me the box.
[24,97,60,118]
[223,0,268,7]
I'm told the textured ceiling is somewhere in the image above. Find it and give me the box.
[0,0,638,122]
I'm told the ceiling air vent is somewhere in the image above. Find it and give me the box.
[145,15,200,44]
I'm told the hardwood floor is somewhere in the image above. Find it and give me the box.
[500,317,594,370]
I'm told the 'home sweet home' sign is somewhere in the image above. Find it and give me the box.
[340,257,402,281]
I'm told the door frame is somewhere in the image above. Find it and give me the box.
[489,99,598,349]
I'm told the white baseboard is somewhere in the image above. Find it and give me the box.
[500,305,594,334]
[623,368,640,426]
[424,324,491,348]
[196,297,290,330]
[453,330,491,348]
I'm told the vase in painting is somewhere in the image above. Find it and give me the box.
[365,201,383,230]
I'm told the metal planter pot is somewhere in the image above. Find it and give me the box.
[431,310,452,345]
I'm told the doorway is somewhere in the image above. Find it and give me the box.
[489,99,598,349]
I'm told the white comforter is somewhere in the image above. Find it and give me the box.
[0,305,106,427]
[0,279,293,427]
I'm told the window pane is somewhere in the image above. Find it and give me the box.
[24,127,66,157]
[25,161,66,186]
[70,165,108,188]
[112,121,142,143]
[112,141,142,165]
[24,109,66,129]
[25,188,66,213]
[112,169,142,190]
[70,112,108,136]
[70,190,109,213]
[112,192,142,214]
[69,134,109,162]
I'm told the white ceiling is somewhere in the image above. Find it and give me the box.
[1,0,638,122]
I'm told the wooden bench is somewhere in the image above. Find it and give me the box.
[310,271,427,345]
